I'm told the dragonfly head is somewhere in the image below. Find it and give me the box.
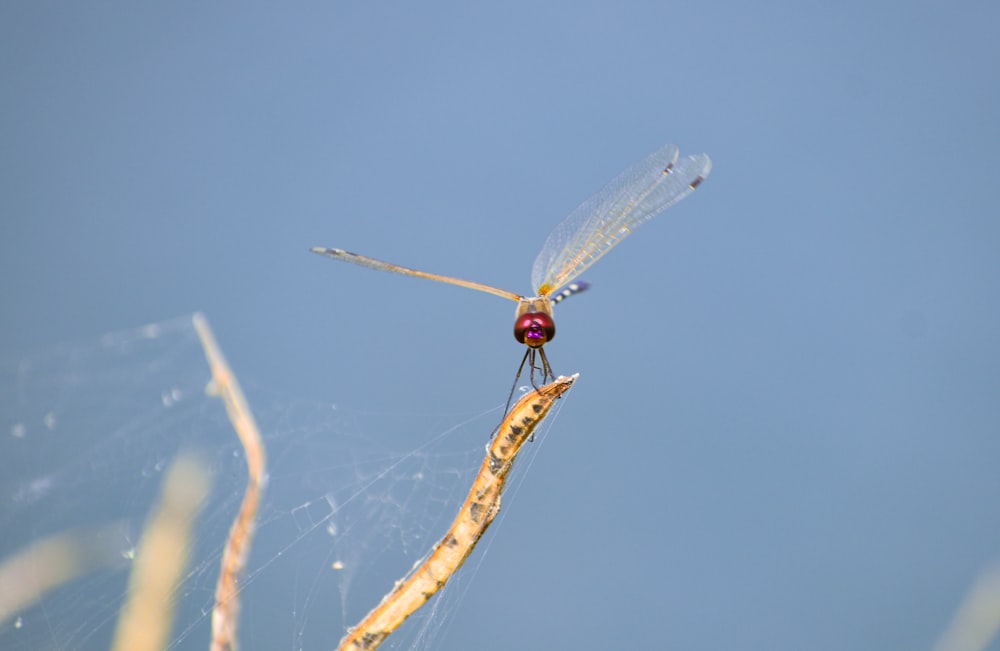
[514,312,555,348]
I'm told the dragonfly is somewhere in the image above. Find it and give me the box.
[312,143,711,405]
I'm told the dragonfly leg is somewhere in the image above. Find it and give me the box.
[537,347,555,384]
[494,349,533,438]
[495,347,554,440]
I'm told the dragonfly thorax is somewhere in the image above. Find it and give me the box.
[514,297,555,348]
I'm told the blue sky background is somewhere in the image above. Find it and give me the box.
[2,2,1000,650]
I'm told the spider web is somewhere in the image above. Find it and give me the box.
[0,315,531,651]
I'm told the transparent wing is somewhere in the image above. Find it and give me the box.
[531,144,712,295]
[311,247,523,302]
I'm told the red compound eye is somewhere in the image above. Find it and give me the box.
[513,312,555,348]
